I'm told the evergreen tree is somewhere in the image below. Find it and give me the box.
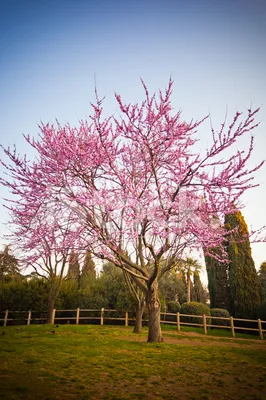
[80,250,96,287]
[205,248,230,310]
[225,210,261,319]
[0,245,20,282]
[258,261,266,301]
[67,250,81,287]
[191,270,208,304]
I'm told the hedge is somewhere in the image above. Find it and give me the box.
[180,302,210,325]
[167,301,181,313]
[210,308,230,326]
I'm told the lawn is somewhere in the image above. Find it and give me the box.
[0,324,266,399]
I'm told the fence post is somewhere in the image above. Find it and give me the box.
[230,316,235,338]
[76,308,80,325]
[125,311,128,327]
[101,308,104,325]
[258,319,263,340]
[203,314,207,335]
[177,312,180,331]
[51,309,56,325]
[27,310,32,325]
[4,310,8,327]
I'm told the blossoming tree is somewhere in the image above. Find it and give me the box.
[1,80,264,341]
[0,184,82,323]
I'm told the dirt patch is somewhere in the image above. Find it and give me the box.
[123,330,266,349]
[162,336,257,348]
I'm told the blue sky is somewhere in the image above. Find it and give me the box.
[0,0,266,271]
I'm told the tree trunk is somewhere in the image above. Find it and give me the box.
[46,279,62,324]
[46,296,55,324]
[133,299,145,333]
[146,281,163,342]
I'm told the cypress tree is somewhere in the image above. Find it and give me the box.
[67,250,81,287]
[0,245,20,282]
[225,210,261,319]
[205,248,230,310]
[258,261,266,301]
[80,250,96,287]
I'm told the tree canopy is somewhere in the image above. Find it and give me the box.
[0,80,264,341]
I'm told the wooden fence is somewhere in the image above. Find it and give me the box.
[0,308,265,339]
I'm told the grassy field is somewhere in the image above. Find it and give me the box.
[0,324,266,400]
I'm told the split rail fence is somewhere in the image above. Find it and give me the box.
[0,308,265,340]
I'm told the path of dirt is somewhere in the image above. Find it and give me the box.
[124,330,266,349]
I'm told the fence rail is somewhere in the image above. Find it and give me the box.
[0,308,265,339]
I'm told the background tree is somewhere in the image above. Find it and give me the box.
[0,245,21,282]
[205,248,230,310]
[56,278,81,309]
[95,262,136,310]
[80,250,96,288]
[1,81,264,342]
[159,269,186,309]
[191,270,208,304]
[258,261,266,301]
[178,258,202,303]
[225,210,262,319]
[97,262,146,332]
[67,250,81,288]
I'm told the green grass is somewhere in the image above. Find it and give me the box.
[0,324,266,399]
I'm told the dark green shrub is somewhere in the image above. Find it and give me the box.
[180,302,210,325]
[167,301,180,313]
[257,301,266,321]
[210,308,230,326]
[0,278,49,312]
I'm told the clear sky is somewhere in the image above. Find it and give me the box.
[0,0,266,273]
